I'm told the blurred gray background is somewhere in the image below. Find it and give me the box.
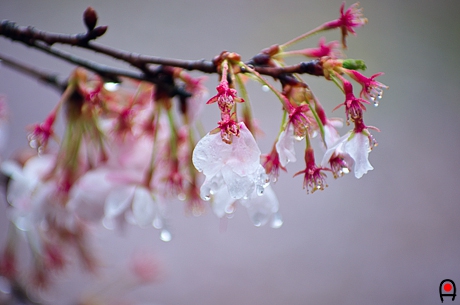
[1,0,460,304]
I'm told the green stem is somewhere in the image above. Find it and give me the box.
[330,72,345,93]
[238,62,289,110]
[166,107,178,158]
[144,106,162,188]
[305,97,325,144]
[234,73,254,133]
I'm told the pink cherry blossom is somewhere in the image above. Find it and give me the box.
[345,70,388,104]
[324,2,368,48]
[298,37,342,58]
[294,148,329,193]
[333,78,370,123]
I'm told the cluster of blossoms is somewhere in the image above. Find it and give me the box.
[0,1,386,293]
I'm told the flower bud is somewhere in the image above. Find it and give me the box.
[83,7,98,31]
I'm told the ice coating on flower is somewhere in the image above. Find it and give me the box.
[239,185,280,227]
[206,178,236,218]
[321,130,373,179]
[193,122,269,203]
[276,123,297,167]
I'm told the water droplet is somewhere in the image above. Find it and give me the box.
[294,135,305,141]
[261,85,270,92]
[177,193,186,201]
[370,96,375,102]
[152,216,163,229]
[202,194,211,201]
[0,276,11,294]
[102,217,116,230]
[373,101,379,107]
[160,229,172,242]
[225,205,235,214]
[256,185,265,196]
[342,167,350,174]
[13,216,28,231]
[29,139,38,149]
[103,82,120,92]
[271,213,283,229]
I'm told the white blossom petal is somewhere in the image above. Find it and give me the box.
[131,187,156,226]
[276,124,296,167]
[192,131,231,176]
[344,132,373,178]
[105,185,136,219]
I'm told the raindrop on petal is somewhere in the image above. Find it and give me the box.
[152,215,163,229]
[256,185,265,196]
[177,193,186,201]
[271,213,283,229]
[102,217,116,230]
[0,276,12,294]
[103,82,120,92]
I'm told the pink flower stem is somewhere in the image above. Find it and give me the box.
[279,24,328,50]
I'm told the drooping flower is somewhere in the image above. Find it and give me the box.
[297,37,342,58]
[27,113,56,152]
[261,144,285,182]
[239,185,281,228]
[275,123,297,167]
[333,78,370,123]
[294,148,329,193]
[324,2,368,48]
[321,128,375,179]
[207,76,244,143]
[192,122,269,203]
[287,103,311,140]
[344,70,388,105]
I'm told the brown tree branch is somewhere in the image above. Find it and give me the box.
[0,53,66,91]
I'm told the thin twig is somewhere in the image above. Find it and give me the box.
[0,19,324,81]
[0,53,66,91]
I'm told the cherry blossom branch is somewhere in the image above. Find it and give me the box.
[0,53,67,91]
[0,9,325,91]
